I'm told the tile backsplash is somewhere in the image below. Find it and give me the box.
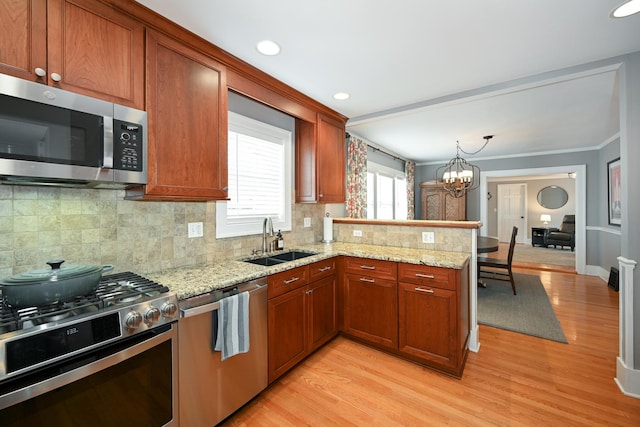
[0,185,328,277]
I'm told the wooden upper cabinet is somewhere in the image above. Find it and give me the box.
[296,114,346,203]
[0,0,144,109]
[129,30,228,201]
[0,0,47,81]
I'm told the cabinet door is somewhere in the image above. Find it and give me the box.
[47,0,145,109]
[295,119,316,203]
[268,288,307,383]
[142,30,228,200]
[316,114,346,203]
[0,0,46,80]
[421,188,442,220]
[442,192,466,221]
[307,275,337,353]
[398,282,457,369]
[343,273,397,350]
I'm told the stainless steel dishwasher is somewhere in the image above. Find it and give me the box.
[178,278,268,426]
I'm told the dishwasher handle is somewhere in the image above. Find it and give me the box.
[180,283,266,318]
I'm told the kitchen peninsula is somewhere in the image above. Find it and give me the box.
[151,222,475,379]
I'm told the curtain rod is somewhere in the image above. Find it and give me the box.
[346,132,407,162]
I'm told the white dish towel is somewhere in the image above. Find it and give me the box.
[214,291,250,361]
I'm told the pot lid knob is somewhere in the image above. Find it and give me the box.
[46,260,65,270]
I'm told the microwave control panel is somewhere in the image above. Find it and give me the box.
[113,119,143,171]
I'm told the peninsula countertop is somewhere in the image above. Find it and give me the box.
[148,242,470,300]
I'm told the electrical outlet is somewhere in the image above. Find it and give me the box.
[422,231,435,244]
[353,230,363,237]
[188,222,204,238]
[303,217,311,227]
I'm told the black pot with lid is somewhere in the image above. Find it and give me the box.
[0,260,114,308]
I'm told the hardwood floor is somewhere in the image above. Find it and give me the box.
[223,267,640,426]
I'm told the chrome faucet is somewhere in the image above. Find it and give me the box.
[262,217,274,253]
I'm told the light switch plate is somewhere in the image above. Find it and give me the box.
[422,231,435,244]
[303,217,311,227]
[188,222,204,238]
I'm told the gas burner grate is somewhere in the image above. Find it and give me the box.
[0,272,169,335]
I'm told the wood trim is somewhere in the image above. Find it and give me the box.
[333,218,482,229]
[101,0,347,123]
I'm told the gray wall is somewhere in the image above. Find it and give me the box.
[485,177,576,239]
[415,144,619,270]
[620,52,640,368]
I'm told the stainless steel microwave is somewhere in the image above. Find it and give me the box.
[0,73,147,188]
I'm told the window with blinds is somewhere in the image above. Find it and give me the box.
[366,161,407,220]
[216,112,292,238]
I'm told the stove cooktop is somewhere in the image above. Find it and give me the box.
[0,272,173,336]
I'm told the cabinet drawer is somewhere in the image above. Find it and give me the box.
[309,259,336,282]
[268,265,310,298]
[398,263,456,291]
[344,257,397,280]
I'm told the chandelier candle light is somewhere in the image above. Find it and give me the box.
[437,135,493,198]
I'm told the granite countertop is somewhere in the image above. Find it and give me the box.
[148,242,470,301]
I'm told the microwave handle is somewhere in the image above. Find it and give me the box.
[102,116,114,169]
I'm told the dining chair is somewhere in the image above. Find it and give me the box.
[478,226,518,295]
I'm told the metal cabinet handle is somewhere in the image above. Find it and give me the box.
[415,273,435,279]
[284,277,299,285]
[414,287,435,293]
[318,266,332,272]
[359,277,375,283]
[34,67,46,77]
[50,72,62,82]
[305,289,313,295]
[360,265,376,270]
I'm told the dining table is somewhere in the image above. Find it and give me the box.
[477,236,499,254]
[476,236,499,287]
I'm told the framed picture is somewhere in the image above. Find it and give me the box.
[607,158,621,226]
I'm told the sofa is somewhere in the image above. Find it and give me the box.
[546,214,575,251]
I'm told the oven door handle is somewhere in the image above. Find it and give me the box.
[180,283,266,318]
[0,324,177,410]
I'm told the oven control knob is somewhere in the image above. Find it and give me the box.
[145,307,161,324]
[124,311,143,330]
[161,302,178,319]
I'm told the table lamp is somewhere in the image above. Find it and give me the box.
[540,214,551,228]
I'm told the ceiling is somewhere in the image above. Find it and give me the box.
[134,0,640,163]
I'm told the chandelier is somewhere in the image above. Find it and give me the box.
[436,135,493,198]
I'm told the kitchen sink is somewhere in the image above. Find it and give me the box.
[270,250,317,261]
[242,250,317,266]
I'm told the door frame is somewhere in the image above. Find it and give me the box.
[479,165,586,275]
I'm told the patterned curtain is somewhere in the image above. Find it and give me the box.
[346,134,367,218]
[405,160,416,220]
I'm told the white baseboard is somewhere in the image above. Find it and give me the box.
[616,357,640,398]
[585,265,609,281]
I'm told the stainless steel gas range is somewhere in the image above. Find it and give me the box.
[0,272,179,426]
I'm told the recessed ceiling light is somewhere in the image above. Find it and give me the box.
[333,92,350,100]
[611,0,640,18]
[256,40,280,56]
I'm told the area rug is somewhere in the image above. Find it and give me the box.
[477,273,568,343]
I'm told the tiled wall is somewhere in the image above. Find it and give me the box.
[333,222,473,253]
[0,185,327,277]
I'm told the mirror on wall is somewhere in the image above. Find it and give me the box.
[537,185,569,209]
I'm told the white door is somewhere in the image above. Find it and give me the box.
[497,183,526,243]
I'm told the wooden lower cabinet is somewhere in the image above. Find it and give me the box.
[397,262,470,377]
[268,261,337,383]
[398,283,457,369]
[308,276,338,353]
[342,273,397,350]
[268,286,307,383]
[340,257,469,377]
